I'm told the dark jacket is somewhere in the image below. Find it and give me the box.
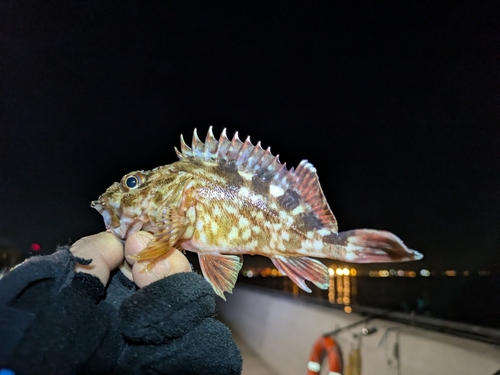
[0,247,242,375]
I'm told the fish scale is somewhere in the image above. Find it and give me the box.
[92,127,423,299]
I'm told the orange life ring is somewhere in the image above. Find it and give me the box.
[307,335,343,375]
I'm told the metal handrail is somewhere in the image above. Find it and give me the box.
[238,283,500,345]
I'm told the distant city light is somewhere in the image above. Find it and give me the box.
[328,268,335,276]
[247,270,254,278]
[397,270,405,277]
[379,270,389,277]
[389,269,397,276]
[263,268,273,277]
[445,270,457,277]
[420,269,431,277]
[350,268,357,276]
[407,271,416,278]
[343,267,350,276]
[463,270,470,276]
[344,306,352,313]
[336,267,343,276]
[31,243,41,251]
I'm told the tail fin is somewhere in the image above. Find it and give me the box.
[337,229,422,263]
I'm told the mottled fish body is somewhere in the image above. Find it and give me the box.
[92,127,422,299]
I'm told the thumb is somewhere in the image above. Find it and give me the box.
[132,249,192,288]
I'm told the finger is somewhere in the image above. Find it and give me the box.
[70,231,124,285]
[132,249,191,288]
[124,231,154,265]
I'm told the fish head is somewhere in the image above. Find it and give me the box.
[91,164,184,239]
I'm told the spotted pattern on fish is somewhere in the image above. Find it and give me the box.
[277,188,301,210]
[92,127,423,299]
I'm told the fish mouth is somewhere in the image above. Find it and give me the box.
[91,199,124,236]
[91,200,118,223]
[91,199,145,239]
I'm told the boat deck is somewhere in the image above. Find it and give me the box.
[233,334,278,375]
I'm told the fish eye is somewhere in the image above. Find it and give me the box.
[126,176,138,188]
[121,172,145,191]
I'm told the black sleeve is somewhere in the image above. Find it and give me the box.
[0,248,242,375]
[0,248,122,375]
[117,272,243,375]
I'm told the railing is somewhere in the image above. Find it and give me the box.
[239,282,500,346]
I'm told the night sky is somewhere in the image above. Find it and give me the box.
[1,1,498,270]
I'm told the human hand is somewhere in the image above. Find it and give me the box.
[123,231,191,288]
[71,231,191,288]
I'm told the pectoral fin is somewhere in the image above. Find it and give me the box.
[199,253,243,300]
[271,255,329,293]
[130,206,189,261]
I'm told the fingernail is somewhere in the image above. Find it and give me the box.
[150,259,171,279]
[136,232,153,246]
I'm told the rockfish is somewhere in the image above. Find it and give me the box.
[92,127,422,299]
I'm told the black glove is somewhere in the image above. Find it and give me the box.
[0,249,120,375]
[117,272,242,375]
[0,249,242,375]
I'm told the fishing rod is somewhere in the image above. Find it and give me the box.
[322,309,395,337]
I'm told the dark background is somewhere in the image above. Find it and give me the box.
[1,1,499,275]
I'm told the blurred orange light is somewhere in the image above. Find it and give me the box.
[344,306,352,313]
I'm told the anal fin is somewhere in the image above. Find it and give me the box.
[199,253,243,300]
[271,255,329,293]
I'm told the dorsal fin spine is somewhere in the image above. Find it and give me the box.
[272,162,288,186]
[251,143,267,172]
[268,154,280,171]
[256,147,273,171]
[245,141,263,170]
[263,148,276,170]
[204,126,217,161]
[216,128,230,162]
[227,131,243,161]
[192,128,204,158]
[180,134,191,157]
[236,136,254,167]
[174,147,183,160]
